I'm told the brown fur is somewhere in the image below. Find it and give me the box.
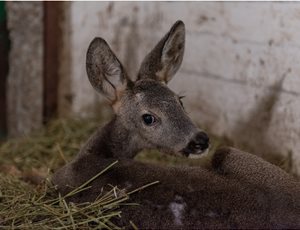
[52,21,300,228]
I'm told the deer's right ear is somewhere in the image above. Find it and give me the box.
[86,37,128,102]
[137,20,185,84]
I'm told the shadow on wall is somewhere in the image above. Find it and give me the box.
[231,76,293,173]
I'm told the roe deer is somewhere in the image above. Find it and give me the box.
[52,21,300,228]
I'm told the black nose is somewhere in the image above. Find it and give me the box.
[183,132,210,156]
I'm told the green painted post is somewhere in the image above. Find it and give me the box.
[0,1,9,46]
[0,1,9,140]
[0,1,6,20]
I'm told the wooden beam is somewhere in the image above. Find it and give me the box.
[43,2,62,123]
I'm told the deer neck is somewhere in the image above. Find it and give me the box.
[80,116,142,160]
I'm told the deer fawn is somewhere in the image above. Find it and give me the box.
[52,21,300,228]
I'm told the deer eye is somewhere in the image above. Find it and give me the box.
[142,114,156,126]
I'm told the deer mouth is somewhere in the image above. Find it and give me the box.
[180,147,209,158]
[188,148,209,159]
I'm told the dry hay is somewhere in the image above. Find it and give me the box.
[0,118,144,229]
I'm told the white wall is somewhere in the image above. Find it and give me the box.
[67,2,300,173]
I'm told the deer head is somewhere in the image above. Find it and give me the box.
[86,20,209,158]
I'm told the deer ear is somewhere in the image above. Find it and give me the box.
[86,37,128,102]
[137,20,185,84]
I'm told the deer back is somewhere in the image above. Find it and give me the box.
[53,145,300,229]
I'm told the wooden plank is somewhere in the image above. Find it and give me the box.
[43,2,62,122]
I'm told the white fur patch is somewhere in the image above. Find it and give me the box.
[169,195,186,226]
[206,210,218,218]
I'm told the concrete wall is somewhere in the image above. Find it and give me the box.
[6,2,43,137]
[64,2,300,173]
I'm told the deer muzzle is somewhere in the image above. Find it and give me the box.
[180,131,210,157]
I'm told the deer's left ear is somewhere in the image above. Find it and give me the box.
[86,37,129,103]
[137,20,185,84]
